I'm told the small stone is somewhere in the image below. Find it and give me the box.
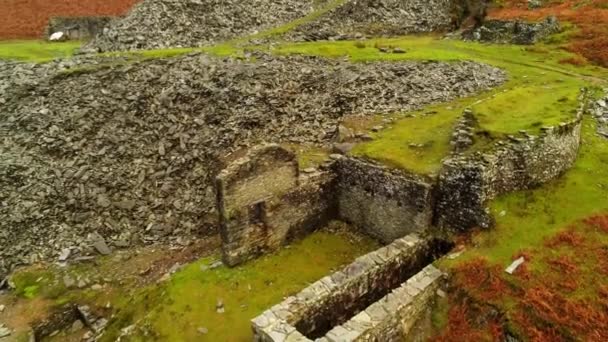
[0,324,12,338]
[505,257,525,274]
[371,125,383,132]
[337,125,354,142]
[91,284,103,291]
[63,275,76,288]
[114,200,136,211]
[0,305,4,312]
[70,320,84,333]
[393,47,406,54]
[58,248,71,262]
[77,279,88,289]
[90,233,111,255]
[332,143,355,155]
[197,327,209,335]
[209,261,223,269]
[302,167,316,174]
[49,31,66,41]
[96,195,111,208]
[216,299,225,313]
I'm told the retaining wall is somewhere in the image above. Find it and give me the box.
[334,157,434,244]
[251,233,450,341]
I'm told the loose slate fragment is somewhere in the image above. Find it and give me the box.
[505,257,525,274]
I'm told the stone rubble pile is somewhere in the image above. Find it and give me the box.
[0,53,505,279]
[593,90,608,138]
[283,0,463,42]
[84,0,316,52]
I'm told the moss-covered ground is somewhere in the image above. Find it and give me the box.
[100,229,377,341]
[0,40,80,62]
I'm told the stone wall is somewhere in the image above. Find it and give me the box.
[216,145,336,266]
[334,157,434,244]
[251,233,449,341]
[436,104,584,230]
[46,17,112,40]
[464,16,560,45]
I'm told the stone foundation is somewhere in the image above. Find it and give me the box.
[335,158,434,244]
[251,233,450,341]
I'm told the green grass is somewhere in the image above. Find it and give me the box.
[101,229,378,342]
[271,36,604,174]
[440,116,608,267]
[0,40,80,62]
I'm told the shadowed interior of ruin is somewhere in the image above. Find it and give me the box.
[295,238,453,339]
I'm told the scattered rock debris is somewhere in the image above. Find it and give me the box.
[0,53,505,279]
[85,0,316,52]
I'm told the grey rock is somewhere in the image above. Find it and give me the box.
[216,299,225,313]
[70,320,84,333]
[0,324,11,338]
[90,233,111,255]
[63,275,76,288]
[332,143,355,155]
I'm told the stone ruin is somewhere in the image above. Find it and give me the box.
[216,145,335,266]
[464,16,561,45]
[213,91,588,341]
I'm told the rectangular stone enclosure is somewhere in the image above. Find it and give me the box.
[252,233,452,341]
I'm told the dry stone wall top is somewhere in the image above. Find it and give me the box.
[251,233,449,341]
[435,95,585,230]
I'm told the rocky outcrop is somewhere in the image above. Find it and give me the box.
[46,17,113,41]
[592,90,608,138]
[84,0,317,52]
[284,0,468,42]
[464,16,561,45]
[0,53,505,279]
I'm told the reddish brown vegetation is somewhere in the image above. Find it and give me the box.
[452,258,510,302]
[489,0,608,67]
[544,229,584,248]
[432,303,502,342]
[445,212,608,340]
[584,214,608,233]
[518,286,608,341]
[1,0,141,39]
